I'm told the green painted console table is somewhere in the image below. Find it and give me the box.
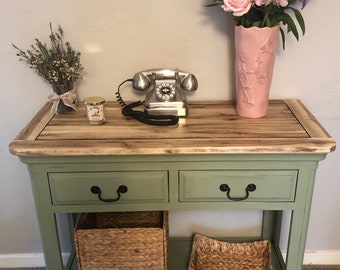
[9,100,335,270]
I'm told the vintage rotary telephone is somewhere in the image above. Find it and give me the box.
[116,69,198,125]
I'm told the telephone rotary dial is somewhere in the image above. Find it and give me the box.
[132,69,198,116]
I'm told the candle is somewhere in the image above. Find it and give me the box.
[84,96,105,124]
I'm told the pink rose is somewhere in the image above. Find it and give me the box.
[274,0,288,7]
[255,0,271,6]
[221,0,252,16]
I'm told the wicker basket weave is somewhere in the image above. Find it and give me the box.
[75,211,168,270]
[189,233,272,270]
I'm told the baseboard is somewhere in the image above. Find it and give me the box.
[0,251,340,267]
[303,251,340,265]
[0,252,70,268]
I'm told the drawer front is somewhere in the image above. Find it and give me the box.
[179,170,297,202]
[49,171,169,205]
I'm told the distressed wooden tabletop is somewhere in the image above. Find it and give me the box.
[9,100,336,156]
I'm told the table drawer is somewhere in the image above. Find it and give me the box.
[179,170,297,202]
[48,171,169,205]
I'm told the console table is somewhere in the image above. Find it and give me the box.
[9,100,335,270]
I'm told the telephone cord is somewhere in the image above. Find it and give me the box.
[115,78,133,108]
[115,79,179,126]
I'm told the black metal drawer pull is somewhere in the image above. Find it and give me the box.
[219,183,256,201]
[90,185,128,202]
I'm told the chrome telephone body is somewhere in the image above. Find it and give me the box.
[132,69,198,116]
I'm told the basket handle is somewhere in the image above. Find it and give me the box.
[219,183,256,201]
[90,185,128,202]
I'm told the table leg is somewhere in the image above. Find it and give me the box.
[35,211,64,269]
[262,210,283,244]
[28,167,65,270]
[285,209,311,270]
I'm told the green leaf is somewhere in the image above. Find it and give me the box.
[290,7,306,35]
[279,27,286,50]
[265,17,272,27]
[206,0,223,7]
[252,21,262,27]
[206,3,221,7]
[282,13,299,41]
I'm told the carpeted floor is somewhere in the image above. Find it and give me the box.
[2,266,340,270]
[304,267,340,270]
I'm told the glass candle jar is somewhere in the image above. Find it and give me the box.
[84,96,105,125]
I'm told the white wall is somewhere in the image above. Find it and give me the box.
[1,0,339,266]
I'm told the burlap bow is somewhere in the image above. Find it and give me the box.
[48,89,78,114]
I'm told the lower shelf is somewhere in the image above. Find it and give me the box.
[69,237,285,270]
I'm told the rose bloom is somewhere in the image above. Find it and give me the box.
[274,0,288,6]
[221,0,252,16]
[255,0,271,5]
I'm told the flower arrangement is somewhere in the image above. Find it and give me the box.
[207,0,308,48]
[12,23,83,95]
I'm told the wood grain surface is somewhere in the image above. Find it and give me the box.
[9,100,336,156]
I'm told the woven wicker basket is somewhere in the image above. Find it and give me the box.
[189,233,272,270]
[75,211,168,270]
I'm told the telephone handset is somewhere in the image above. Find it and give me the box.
[116,69,198,125]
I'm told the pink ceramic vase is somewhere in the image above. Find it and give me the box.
[235,25,279,118]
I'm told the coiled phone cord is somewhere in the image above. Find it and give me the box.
[115,79,179,126]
